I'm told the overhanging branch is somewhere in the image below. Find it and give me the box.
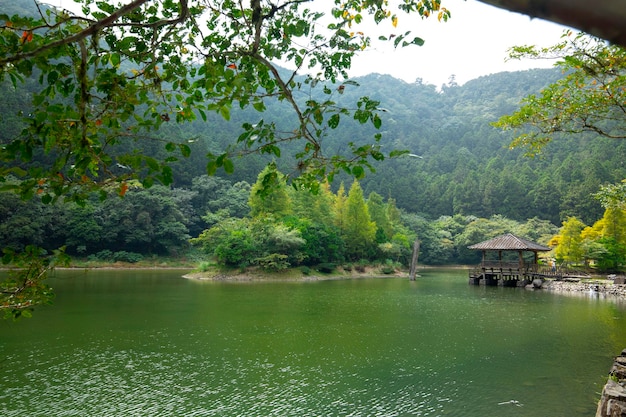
[0,0,189,66]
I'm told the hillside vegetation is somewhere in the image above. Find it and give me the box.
[3,65,624,268]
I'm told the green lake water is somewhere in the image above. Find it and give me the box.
[1,268,625,416]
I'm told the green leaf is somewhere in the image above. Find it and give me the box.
[253,101,266,112]
[223,158,234,174]
[47,70,59,85]
[352,165,365,179]
[206,161,217,175]
[219,105,231,121]
[328,114,340,129]
[142,176,154,188]
[410,37,425,46]
[159,165,173,185]
[372,114,382,129]
[179,144,191,157]
[110,53,121,68]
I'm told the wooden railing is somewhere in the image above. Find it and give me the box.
[479,261,537,272]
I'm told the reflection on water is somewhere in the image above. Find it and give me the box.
[1,268,625,416]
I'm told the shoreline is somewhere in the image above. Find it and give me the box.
[10,264,625,300]
[541,279,626,300]
[181,266,410,282]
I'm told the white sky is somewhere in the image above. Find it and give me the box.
[49,0,571,87]
[346,0,571,86]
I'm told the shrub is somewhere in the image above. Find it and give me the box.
[93,250,113,261]
[113,251,143,263]
[255,253,290,271]
[380,265,395,274]
[300,266,311,275]
[197,261,215,272]
[317,263,336,273]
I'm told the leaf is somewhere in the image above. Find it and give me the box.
[206,161,217,176]
[253,101,266,112]
[179,144,191,157]
[372,114,382,129]
[110,53,121,68]
[223,158,234,174]
[352,165,365,179]
[410,37,425,46]
[328,114,340,129]
[219,105,231,121]
[159,166,173,185]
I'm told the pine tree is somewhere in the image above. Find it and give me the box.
[248,165,292,218]
[343,181,377,260]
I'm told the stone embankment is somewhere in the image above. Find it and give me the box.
[542,277,626,299]
[596,349,626,417]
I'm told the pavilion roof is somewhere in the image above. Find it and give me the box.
[467,233,551,252]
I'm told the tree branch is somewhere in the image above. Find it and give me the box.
[0,0,189,66]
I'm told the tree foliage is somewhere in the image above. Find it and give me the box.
[342,180,376,260]
[1,245,69,320]
[0,0,449,203]
[494,31,626,156]
[554,216,586,265]
[0,0,452,318]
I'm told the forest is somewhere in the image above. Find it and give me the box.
[1,0,625,278]
[1,65,624,269]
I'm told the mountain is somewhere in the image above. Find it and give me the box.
[1,39,623,225]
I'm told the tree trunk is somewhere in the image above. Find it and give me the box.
[409,240,420,281]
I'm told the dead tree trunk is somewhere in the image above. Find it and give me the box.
[409,240,420,281]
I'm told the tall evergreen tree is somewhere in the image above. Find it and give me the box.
[554,216,587,265]
[248,164,292,218]
[367,192,393,242]
[343,181,377,260]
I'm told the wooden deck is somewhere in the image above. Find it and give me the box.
[468,262,566,287]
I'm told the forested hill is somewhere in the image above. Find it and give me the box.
[174,67,624,226]
[2,62,624,225]
[350,69,626,225]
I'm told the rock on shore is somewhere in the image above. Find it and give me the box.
[542,279,626,299]
[596,349,626,417]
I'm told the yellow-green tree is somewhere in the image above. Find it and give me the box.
[342,181,377,260]
[290,181,335,227]
[248,164,291,218]
[554,216,587,265]
[583,184,626,270]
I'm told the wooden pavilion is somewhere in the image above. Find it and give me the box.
[467,233,551,286]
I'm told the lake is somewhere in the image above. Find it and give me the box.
[1,268,625,416]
